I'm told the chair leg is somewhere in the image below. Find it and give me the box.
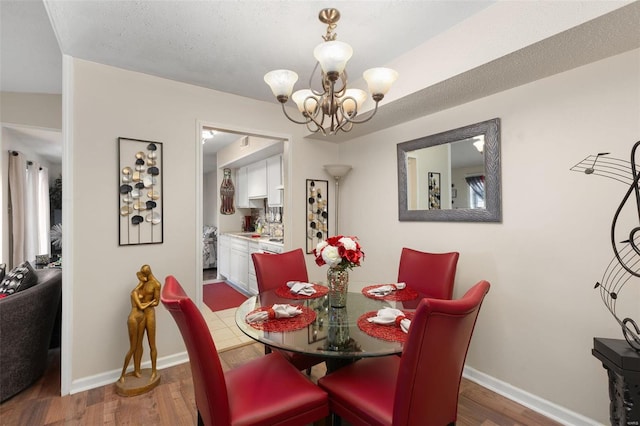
[306,367,312,376]
[197,411,204,426]
[264,345,272,355]
[331,412,342,426]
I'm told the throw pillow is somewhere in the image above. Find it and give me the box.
[0,261,38,296]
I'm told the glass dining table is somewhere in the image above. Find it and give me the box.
[235,283,422,371]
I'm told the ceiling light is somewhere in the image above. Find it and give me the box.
[202,129,217,143]
[473,138,485,153]
[264,8,398,136]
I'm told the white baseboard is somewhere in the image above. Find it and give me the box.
[69,351,189,395]
[463,366,603,426]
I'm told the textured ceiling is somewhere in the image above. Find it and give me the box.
[1,0,639,156]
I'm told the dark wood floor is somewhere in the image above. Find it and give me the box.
[203,268,217,281]
[0,344,562,426]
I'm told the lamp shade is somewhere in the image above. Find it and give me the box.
[363,67,398,96]
[324,164,352,179]
[264,70,299,98]
[340,89,367,115]
[292,89,319,114]
[313,41,353,74]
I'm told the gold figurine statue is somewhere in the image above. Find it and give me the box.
[115,264,161,396]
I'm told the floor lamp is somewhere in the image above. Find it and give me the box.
[324,164,352,235]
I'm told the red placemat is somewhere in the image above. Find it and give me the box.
[275,284,329,299]
[361,284,419,301]
[357,311,415,342]
[246,305,317,332]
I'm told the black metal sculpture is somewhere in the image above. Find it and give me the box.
[571,141,640,351]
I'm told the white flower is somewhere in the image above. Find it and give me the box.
[339,237,356,251]
[321,245,342,267]
[316,240,328,252]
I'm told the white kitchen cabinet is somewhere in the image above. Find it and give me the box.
[247,160,267,199]
[267,154,283,207]
[228,237,249,291]
[237,166,262,209]
[247,241,261,295]
[236,166,249,208]
[217,235,230,279]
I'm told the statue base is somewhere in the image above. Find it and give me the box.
[115,368,161,397]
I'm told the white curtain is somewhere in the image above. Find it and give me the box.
[8,152,26,268]
[8,152,51,268]
[37,166,51,256]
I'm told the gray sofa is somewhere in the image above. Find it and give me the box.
[0,268,62,402]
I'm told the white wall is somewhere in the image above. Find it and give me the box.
[66,58,340,391]
[337,49,640,424]
[1,92,62,129]
[202,169,217,227]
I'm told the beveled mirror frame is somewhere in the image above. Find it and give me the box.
[397,118,501,222]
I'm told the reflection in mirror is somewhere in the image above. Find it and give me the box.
[397,118,501,222]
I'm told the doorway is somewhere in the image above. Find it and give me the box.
[196,122,289,306]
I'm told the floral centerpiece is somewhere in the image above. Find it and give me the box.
[313,235,364,307]
[313,235,364,270]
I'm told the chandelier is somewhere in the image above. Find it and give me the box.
[264,8,398,136]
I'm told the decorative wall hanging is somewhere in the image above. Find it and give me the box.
[306,179,329,254]
[220,168,236,215]
[570,142,640,351]
[118,137,163,246]
[428,172,441,209]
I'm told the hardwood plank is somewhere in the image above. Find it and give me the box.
[0,343,563,426]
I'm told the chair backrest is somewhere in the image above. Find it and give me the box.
[394,280,490,426]
[252,248,309,292]
[161,276,230,426]
[397,247,460,299]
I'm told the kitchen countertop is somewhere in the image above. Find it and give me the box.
[224,232,284,246]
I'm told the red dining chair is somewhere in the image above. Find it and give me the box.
[398,247,460,300]
[318,280,490,426]
[252,248,324,373]
[161,275,329,426]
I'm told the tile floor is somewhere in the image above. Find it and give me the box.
[200,304,255,351]
[200,271,255,351]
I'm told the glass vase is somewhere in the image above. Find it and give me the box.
[327,306,350,350]
[327,266,349,308]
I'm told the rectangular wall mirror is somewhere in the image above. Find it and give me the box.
[397,118,501,222]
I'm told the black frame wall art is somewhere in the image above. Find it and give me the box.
[306,179,329,254]
[118,137,163,245]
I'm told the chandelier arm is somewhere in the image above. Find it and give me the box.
[280,104,313,125]
[341,101,380,125]
[333,71,348,98]
[306,111,328,135]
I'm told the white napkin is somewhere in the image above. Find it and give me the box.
[367,307,411,333]
[287,281,317,296]
[367,282,407,296]
[246,304,303,323]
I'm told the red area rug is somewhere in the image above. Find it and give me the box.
[203,281,248,312]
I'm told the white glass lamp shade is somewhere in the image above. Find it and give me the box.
[363,67,399,96]
[473,139,485,153]
[264,70,299,99]
[324,164,352,179]
[313,41,353,74]
[340,89,367,115]
[292,89,318,114]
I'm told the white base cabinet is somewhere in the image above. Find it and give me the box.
[217,235,230,279]
[217,235,263,295]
